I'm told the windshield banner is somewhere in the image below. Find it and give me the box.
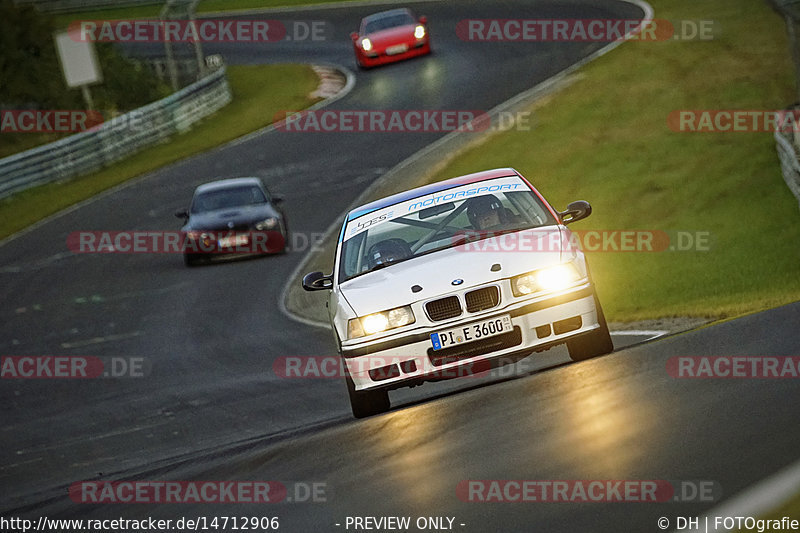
[343,176,529,241]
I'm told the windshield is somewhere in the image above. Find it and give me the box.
[338,176,557,282]
[191,185,266,213]
[363,12,416,34]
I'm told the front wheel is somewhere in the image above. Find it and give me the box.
[278,220,289,254]
[345,370,390,418]
[183,253,205,267]
[567,294,614,361]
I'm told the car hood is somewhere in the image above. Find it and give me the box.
[184,204,279,231]
[340,226,573,316]
[365,25,417,47]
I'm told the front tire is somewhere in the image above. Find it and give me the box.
[567,294,614,361]
[345,371,390,418]
[183,253,205,267]
[278,220,289,254]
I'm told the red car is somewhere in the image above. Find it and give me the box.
[350,8,431,68]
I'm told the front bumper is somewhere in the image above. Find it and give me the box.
[341,283,599,392]
[184,229,286,256]
[355,39,431,67]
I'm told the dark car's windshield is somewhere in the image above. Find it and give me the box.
[338,177,557,283]
[191,185,266,213]
[363,12,416,34]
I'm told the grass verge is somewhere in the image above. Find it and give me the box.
[428,0,799,321]
[0,64,321,240]
[286,0,800,323]
[750,492,800,530]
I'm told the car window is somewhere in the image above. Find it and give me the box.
[338,178,557,282]
[191,185,266,213]
[363,12,415,34]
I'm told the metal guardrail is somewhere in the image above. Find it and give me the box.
[775,108,800,210]
[13,0,162,13]
[0,66,232,199]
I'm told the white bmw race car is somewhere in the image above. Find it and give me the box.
[303,168,613,417]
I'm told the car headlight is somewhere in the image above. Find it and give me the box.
[186,231,212,242]
[347,305,415,339]
[361,38,372,51]
[255,217,278,230]
[414,25,426,39]
[511,263,582,297]
[184,231,214,250]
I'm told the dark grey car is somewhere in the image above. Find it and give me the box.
[175,177,288,266]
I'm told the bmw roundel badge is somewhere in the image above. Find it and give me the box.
[452,279,464,286]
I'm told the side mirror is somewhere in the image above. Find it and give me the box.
[559,200,592,225]
[302,271,333,291]
[175,208,189,220]
[419,15,428,24]
[272,196,284,205]
[350,32,359,41]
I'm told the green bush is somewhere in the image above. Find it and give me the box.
[0,0,169,156]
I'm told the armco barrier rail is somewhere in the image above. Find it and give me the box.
[0,66,231,200]
[13,0,161,13]
[775,107,800,210]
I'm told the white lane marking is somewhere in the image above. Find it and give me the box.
[0,457,44,471]
[0,251,75,274]
[60,331,142,349]
[611,330,669,341]
[673,457,800,533]
[8,421,172,460]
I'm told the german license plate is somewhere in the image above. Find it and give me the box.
[430,315,512,351]
[218,234,249,248]
[386,44,408,55]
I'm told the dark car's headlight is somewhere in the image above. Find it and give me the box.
[347,305,415,339]
[511,262,582,296]
[255,217,279,230]
[186,231,212,242]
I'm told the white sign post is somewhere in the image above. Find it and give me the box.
[54,29,103,110]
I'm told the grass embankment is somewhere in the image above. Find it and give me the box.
[430,0,799,320]
[0,64,321,240]
[749,493,800,531]
[285,0,800,324]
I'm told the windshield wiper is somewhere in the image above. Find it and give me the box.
[362,255,414,275]
[364,262,389,274]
